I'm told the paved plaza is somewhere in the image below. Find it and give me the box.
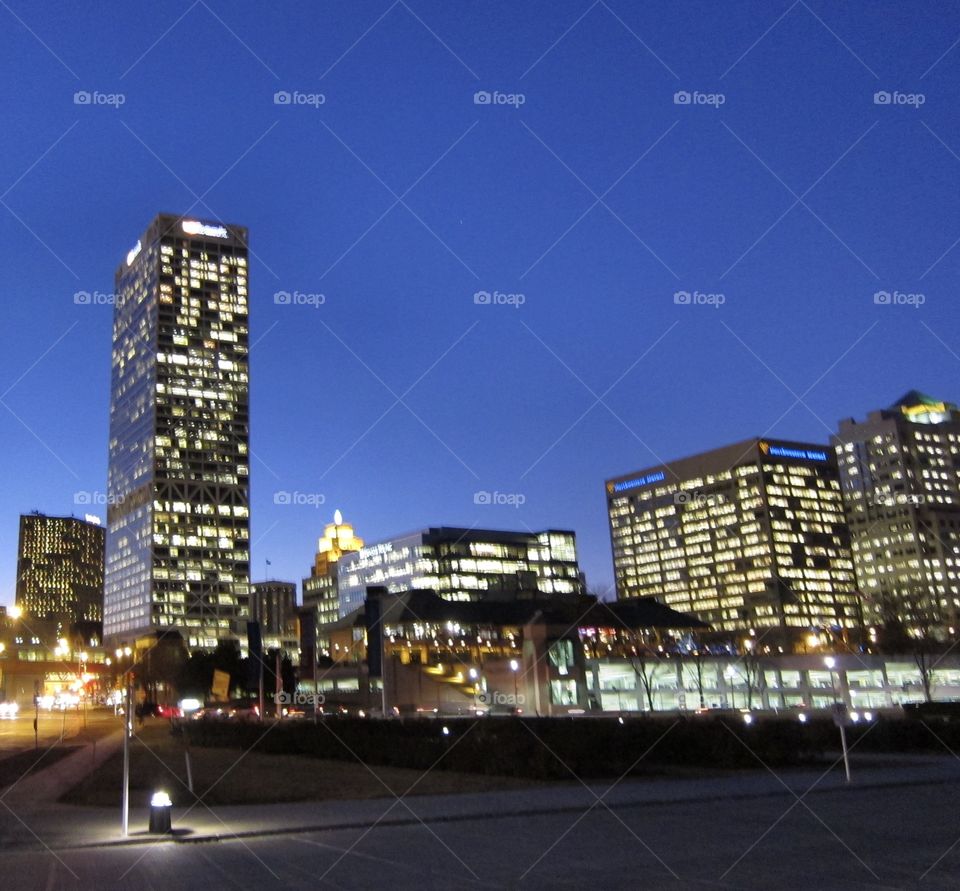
[1,752,959,888]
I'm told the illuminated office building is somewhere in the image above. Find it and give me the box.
[104,214,250,649]
[302,511,364,629]
[833,391,960,636]
[16,513,105,624]
[606,439,861,641]
[337,527,584,618]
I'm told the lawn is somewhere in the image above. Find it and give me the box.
[62,719,544,807]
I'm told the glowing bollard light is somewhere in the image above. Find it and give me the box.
[149,791,172,834]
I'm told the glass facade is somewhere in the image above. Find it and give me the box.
[337,528,584,617]
[833,392,960,635]
[607,439,861,638]
[105,215,250,649]
[16,514,105,623]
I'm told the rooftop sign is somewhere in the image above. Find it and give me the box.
[182,220,229,238]
[611,470,666,494]
[758,441,828,462]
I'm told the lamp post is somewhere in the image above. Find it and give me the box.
[509,658,519,704]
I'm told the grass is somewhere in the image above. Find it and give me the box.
[62,719,546,807]
[0,745,81,789]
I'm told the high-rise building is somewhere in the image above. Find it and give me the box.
[833,391,960,636]
[16,513,105,624]
[250,580,297,638]
[606,438,861,642]
[337,527,584,618]
[302,510,364,629]
[104,214,250,649]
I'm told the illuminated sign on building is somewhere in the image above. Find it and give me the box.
[612,470,666,493]
[758,441,828,462]
[182,220,229,238]
[126,240,141,266]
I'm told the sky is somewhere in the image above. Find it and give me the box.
[1,1,959,608]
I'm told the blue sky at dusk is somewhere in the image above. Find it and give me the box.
[2,1,959,606]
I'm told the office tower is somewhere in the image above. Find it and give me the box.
[606,438,861,642]
[16,513,105,624]
[337,527,584,618]
[833,391,960,636]
[104,214,250,650]
[302,510,364,629]
[250,580,297,638]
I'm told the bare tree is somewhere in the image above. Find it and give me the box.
[875,589,943,703]
[739,646,764,710]
[630,651,662,712]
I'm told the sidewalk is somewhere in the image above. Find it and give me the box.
[1,727,124,811]
[1,751,958,853]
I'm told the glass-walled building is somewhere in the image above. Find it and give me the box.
[337,527,584,618]
[104,214,250,650]
[16,513,105,624]
[833,391,960,636]
[606,438,862,643]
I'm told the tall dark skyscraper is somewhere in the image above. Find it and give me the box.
[606,438,862,642]
[833,391,960,637]
[104,214,250,649]
[16,512,105,624]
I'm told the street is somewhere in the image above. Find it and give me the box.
[0,709,119,752]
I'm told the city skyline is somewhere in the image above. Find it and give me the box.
[3,2,960,611]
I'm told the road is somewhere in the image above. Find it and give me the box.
[2,775,960,888]
[0,710,120,755]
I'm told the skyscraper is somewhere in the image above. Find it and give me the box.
[606,438,861,643]
[302,510,364,629]
[16,513,105,624]
[104,214,250,649]
[833,391,960,637]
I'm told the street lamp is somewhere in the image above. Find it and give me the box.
[509,659,519,702]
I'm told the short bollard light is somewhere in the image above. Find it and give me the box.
[149,791,173,834]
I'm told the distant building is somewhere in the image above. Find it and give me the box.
[336,527,585,618]
[16,513,105,624]
[302,511,364,629]
[606,438,862,643]
[312,587,704,716]
[833,391,960,636]
[250,581,297,637]
[104,213,251,650]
